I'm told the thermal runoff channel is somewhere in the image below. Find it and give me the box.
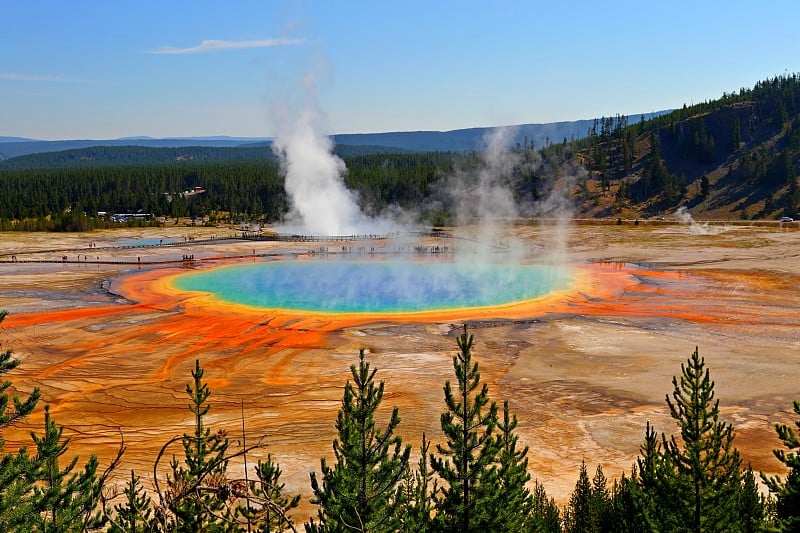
[172,259,574,314]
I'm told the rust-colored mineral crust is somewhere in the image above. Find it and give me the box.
[0,223,798,516]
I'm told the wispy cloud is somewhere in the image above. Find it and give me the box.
[0,72,77,82]
[147,38,307,55]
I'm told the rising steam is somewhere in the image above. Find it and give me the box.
[270,73,400,236]
[440,127,582,265]
[674,206,727,235]
[271,105,373,235]
[270,70,582,265]
[272,107,368,235]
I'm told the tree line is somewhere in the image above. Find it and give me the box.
[1,310,799,531]
[0,144,417,172]
[0,153,467,230]
[0,148,553,232]
[0,146,275,171]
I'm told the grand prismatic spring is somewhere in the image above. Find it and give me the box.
[0,222,799,508]
[173,259,575,314]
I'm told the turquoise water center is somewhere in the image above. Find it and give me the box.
[173,259,574,313]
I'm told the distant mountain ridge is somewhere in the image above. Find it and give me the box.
[0,113,669,160]
[0,138,272,159]
[333,115,669,152]
[0,136,38,143]
[0,143,414,170]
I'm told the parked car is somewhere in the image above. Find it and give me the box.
[780,216,794,222]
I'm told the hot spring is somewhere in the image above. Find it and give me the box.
[172,259,574,314]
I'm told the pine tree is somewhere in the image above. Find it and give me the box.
[0,311,41,445]
[590,464,613,532]
[0,310,41,529]
[495,400,534,532]
[662,347,743,531]
[430,325,500,532]
[531,480,561,532]
[730,117,742,153]
[763,399,800,531]
[616,179,628,210]
[635,421,681,530]
[400,433,435,533]
[109,470,156,532]
[29,404,106,531]
[563,460,592,533]
[164,359,232,532]
[244,454,301,532]
[739,466,765,533]
[307,349,411,533]
[0,448,37,530]
[610,469,649,533]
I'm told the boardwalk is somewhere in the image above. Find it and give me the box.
[0,230,488,266]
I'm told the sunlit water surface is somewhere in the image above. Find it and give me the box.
[173,259,574,313]
[112,237,180,247]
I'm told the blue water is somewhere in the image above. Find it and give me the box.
[173,259,573,314]
[112,237,179,247]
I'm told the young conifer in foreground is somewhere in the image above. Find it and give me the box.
[563,459,592,533]
[663,347,746,530]
[589,464,613,532]
[632,347,765,531]
[307,349,411,533]
[122,359,299,532]
[163,359,233,531]
[399,432,436,532]
[740,466,767,533]
[241,454,301,532]
[763,399,800,530]
[108,470,156,533]
[1,310,111,531]
[0,311,41,446]
[0,310,42,529]
[494,400,536,532]
[608,469,645,533]
[30,404,106,531]
[430,325,500,532]
[531,479,562,532]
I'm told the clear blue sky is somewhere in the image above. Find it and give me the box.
[2,0,797,140]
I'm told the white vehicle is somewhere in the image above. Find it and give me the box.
[780,216,794,222]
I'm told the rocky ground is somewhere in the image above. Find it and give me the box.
[0,220,798,517]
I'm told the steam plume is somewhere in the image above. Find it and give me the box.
[272,107,369,235]
[674,206,726,235]
[441,127,581,265]
[270,74,400,236]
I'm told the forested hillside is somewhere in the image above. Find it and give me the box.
[576,74,800,219]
